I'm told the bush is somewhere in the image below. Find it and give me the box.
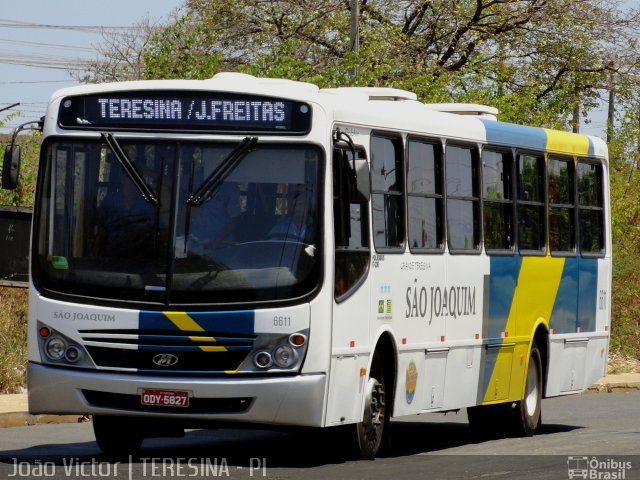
[610,254,640,359]
[0,287,28,393]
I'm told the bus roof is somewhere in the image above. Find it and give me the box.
[48,72,607,159]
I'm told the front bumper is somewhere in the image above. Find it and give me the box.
[28,362,326,427]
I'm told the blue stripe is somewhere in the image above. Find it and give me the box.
[137,345,252,352]
[577,258,598,332]
[487,256,521,338]
[480,119,547,151]
[549,258,579,334]
[139,311,255,335]
[548,257,598,333]
[138,334,252,343]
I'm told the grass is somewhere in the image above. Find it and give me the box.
[0,286,28,394]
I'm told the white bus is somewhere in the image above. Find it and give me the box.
[3,73,611,459]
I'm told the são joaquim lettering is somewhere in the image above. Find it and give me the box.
[405,280,476,322]
[96,98,287,124]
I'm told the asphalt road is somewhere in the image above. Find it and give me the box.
[0,392,638,480]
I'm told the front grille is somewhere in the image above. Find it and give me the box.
[82,390,253,414]
[80,329,255,374]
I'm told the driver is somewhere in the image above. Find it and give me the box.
[268,184,313,242]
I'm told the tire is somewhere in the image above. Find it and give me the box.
[353,353,388,459]
[514,342,543,436]
[93,415,144,457]
[468,342,543,437]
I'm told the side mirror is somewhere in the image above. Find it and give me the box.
[2,144,21,190]
[350,157,370,204]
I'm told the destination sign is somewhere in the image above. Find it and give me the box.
[58,91,312,134]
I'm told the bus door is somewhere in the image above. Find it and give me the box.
[326,142,372,426]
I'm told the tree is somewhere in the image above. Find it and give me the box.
[73,17,164,83]
[98,0,637,130]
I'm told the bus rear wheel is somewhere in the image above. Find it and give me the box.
[93,415,143,457]
[353,354,387,460]
[514,342,543,436]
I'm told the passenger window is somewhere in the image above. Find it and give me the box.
[371,135,404,251]
[482,149,514,252]
[548,157,576,254]
[517,154,545,253]
[446,145,480,252]
[577,161,605,255]
[407,139,443,251]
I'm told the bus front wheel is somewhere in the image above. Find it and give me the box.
[93,415,143,457]
[353,353,387,459]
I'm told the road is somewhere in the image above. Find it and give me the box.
[0,392,638,480]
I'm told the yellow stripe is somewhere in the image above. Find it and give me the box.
[199,346,228,352]
[513,256,564,338]
[483,256,565,403]
[544,129,590,156]
[164,311,204,332]
[163,311,226,352]
[188,336,218,343]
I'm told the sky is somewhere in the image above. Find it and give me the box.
[0,0,609,138]
[0,0,183,134]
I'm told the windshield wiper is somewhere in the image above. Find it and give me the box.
[101,133,159,205]
[187,136,258,207]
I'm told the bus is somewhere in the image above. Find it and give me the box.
[2,72,611,459]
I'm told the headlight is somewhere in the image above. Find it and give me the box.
[274,345,296,368]
[45,336,66,361]
[64,345,83,363]
[243,329,309,373]
[253,351,273,369]
[37,321,93,368]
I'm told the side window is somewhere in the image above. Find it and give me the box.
[407,139,444,251]
[482,149,514,252]
[333,147,370,300]
[371,135,404,251]
[577,161,605,256]
[446,144,480,252]
[517,154,545,253]
[548,157,576,254]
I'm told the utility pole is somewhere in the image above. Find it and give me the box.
[607,85,615,144]
[349,0,359,81]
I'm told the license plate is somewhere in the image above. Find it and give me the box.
[140,389,190,408]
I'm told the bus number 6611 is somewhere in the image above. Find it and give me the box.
[273,316,291,327]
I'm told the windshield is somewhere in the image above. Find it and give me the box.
[33,138,322,306]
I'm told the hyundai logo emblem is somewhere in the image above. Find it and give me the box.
[152,353,179,367]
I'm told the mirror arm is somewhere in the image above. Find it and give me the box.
[332,128,358,184]
[2,118,44,190]
[9,117,44,146]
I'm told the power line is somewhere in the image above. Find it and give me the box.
[0,37,95,53]
[0,80,77,85]
[0,50,90,70]
[0,18,138,33]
